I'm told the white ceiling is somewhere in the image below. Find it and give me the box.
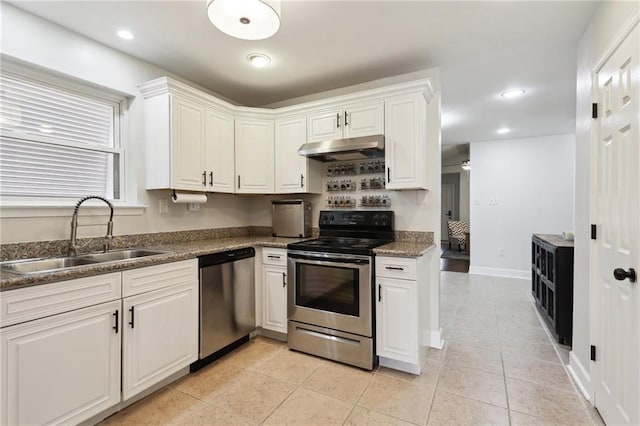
[8,0,598,145]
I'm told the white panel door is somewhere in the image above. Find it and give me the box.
[384,93,428,190]
[343,100,384,138]
[171,95,205,191]
[235,117,275,193]
[594,22,639,426]
[1,300,121,426]
[205,107,235,193]
[376,277,418,364]
[307,108,342,142]
[263,265,287,333]
[275,116,308,193]
[122,282,198,400]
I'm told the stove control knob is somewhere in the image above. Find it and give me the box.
[322,214,329,221]
[329,214,335,221]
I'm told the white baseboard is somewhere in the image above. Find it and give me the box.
[568,351,591,401]
[430,328,444,349]
[379,356,421,375]
[469,266,530,280]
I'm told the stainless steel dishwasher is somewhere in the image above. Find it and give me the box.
[192,247,255,371]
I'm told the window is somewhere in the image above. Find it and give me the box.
[0,70,123,200]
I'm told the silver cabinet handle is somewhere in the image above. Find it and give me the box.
[385,266,404,271]
[267,255,281,259]
[344,111,349,126]
[209,171,213,186]
[282,272,286,287]
[378,284,382,302]
[300,174,304,188]
[336,113,341,128]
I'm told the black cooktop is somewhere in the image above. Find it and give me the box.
[287,210,394,256]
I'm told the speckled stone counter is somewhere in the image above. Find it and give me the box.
[373,242,435,257]
[0,236,307,291]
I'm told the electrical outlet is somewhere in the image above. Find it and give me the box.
[187,203,200,211]
[498,248,504,257]
[158,199,168,214]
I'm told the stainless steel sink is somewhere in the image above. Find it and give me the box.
[1,249,166,275]
[1,257,99,275]
[78,249,166,263]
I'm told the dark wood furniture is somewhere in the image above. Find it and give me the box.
[531,234,574,345]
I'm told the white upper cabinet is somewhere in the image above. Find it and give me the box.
[205,108,235,193]
[275,116,321,194]
[384,92,428,190]
[235,116,275,194]
[307,100,384,142]
[139,78,235,193]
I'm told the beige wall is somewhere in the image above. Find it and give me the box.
[571,0,639,400]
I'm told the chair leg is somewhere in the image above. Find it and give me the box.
[448,241,451,250]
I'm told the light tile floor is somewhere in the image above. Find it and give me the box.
[100,272,604,425]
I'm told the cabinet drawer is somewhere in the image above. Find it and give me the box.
[1,273,121,328]
[376,256,417,280]
[262,248,287,267]
[122,259,198,297]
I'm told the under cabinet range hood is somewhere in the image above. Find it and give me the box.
[297,134,384,162]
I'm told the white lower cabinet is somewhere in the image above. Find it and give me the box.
[122,281,198,400]
[376,277,418,364]
[261,248,288,334]
[1,300,122,426]
[0,259,199,425]
[262,264,288,333]
[375,255,426,375]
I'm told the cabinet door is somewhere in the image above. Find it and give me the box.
[384,93,428,190]
[122,282,198,400]
[1,300,121,426]
[205,107,235,193]
[307,108,342,143]
[263,265,287,333]
[343,100,384,138]
[235,117,275,193]
[170,95,206,191]
[275,117,308,193]
[376,277,418,364]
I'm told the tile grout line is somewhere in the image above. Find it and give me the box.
[492,276,513,426]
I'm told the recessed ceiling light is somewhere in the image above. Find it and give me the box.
[500,89,526,98]
[117,29,135,40]
[247,53,271,68]
[497,127,511,134]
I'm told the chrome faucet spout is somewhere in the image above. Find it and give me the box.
[68,196,115,257]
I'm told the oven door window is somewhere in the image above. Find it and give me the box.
[296,263,359,316]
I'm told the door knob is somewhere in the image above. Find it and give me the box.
[613,268,637,283]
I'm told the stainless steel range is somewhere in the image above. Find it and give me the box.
[287,210,393,370]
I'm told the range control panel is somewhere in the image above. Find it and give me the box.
[319,210,393,228]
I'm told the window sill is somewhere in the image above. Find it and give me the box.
[0,203,147,218]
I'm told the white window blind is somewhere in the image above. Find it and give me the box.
[0,71,121,199]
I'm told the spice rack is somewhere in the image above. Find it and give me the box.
[324,159,390,208]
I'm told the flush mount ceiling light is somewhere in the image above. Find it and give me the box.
[500,89,526,98]
[116,29,135,40]
[497,127,511,135]
[461,160,471,171]
[247,53,271,68]
[207,0,281,40]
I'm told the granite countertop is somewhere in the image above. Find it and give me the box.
[0,236,307,291]
[373,241,435,257]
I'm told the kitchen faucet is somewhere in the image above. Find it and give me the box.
[68,195,114,256]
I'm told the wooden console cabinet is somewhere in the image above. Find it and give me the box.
[531,234,574,345]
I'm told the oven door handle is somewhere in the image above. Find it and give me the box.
[287,250,370,265]
[288,254,370,266]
